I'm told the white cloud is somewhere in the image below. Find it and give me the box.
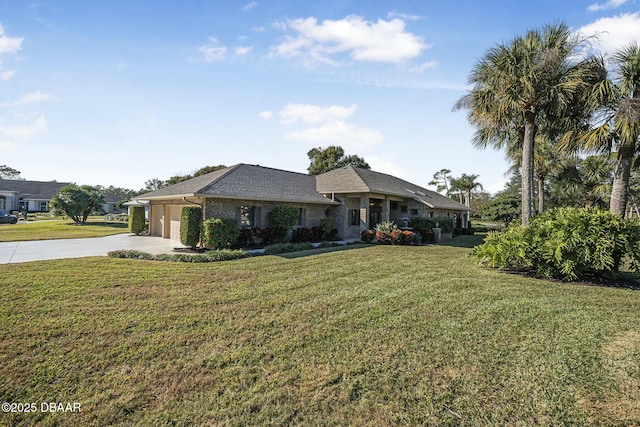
[242,1,257,12]
[271,15,428,65]
[284,120,382,150]
[13,91,53,106]
[258,111,273,119]
[235,46,253,56]
[387,11,422,21]
[577,12,640,57]
[0,116,47,139]
[587,0,628,11]
[410,60,438,73]
[0,24,22,81]
[198,38,227,62]
[279,103,357,124]
[0,69,15,81]
[0,24,23,55]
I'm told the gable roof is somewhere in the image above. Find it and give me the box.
[136,164,338,205]
[0,179,69,200]
[316,166,472,211]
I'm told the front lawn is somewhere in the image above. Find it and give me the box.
[1,244,639,425]
[0,219,128,242]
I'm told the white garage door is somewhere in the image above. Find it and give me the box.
[168,205,189,242]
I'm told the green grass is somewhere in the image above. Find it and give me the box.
[1,243,639,425]
[0,219,128,242]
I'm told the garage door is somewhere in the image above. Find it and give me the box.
[168,205,188,242]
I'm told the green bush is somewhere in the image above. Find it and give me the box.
[269,205,300,241]
[263,242,314,255]
[108,249,249,262]
[203,218,239,249]
[472,207,640,281]
[435,217,454,233]
[180,206,203,249]
[128,205,146,235]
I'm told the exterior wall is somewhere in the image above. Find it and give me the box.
[0,192,18,211]
[204,198,332,231]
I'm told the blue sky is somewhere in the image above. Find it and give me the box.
[1,1,639,193]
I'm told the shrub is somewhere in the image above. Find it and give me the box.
[292,227,313,243]
[361,229,375,243]
[409,217,436,230]
[472,207,640,281]
[263,242,314,255]
[400,230,415,245]
[179,206,203,249]
[435,217,454,233]
[320,216,338,240]
[203,218,239,249]
[269,205,300,241]
[375,221,397,245]
[128,206,146,235]
[108,249,248,262]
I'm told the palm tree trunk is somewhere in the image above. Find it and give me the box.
[521,113,536,226]
[610,142,634,216]
[537,176,545,214]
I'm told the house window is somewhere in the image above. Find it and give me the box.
[39,201,48,211]
[240,205,255,227]
[297,208,306,226]
[349,209,360,226]
[410,208,418,216]
[390,201,398,210]
[19,201,27,211]
[400,205,408,213]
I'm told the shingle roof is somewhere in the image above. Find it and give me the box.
[0,179,69,200]
[136,164,338,205]
[316,166,472,211]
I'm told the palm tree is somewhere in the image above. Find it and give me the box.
[455,23,606,226]
[562,43,640,216]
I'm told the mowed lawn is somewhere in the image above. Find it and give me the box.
[1,240,639,426]
[0,219,128,242]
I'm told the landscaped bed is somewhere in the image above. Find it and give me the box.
[1,241,639,425]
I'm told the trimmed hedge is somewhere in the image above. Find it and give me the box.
[128,205,146,235]
[108,249,249,262]
[180,206,202,249]
[269,205,299,241]
[203,218,239,249]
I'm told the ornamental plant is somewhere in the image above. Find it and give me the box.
[203,218,239,249]
[269,205,299,242]
[180,206,203,249]
[472,207,640,281]
[375,220,398,245]
[128,205,146,235]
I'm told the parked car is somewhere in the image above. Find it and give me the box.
[0,210,18,224]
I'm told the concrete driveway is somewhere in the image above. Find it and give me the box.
[0,234,180,264]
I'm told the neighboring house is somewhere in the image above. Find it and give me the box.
[0,179,69,213]
[0,179,124,214]
[102,192,125,214]
[134,163,472,242]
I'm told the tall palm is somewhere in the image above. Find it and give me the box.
[455,23,606,226]
[564,43,640,216]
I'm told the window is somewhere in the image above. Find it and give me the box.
[400,205,408,213]
[390,201,398,210]
[297,208,306,226]
[410,208,418,216]
[349,209,360,226]
[39,201,48,211]
[240,205,255,227]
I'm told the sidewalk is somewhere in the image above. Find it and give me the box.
[0,234,179,264]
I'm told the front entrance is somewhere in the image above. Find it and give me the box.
[369,198,383,228]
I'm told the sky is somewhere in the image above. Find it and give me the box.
[1,1,639,194]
